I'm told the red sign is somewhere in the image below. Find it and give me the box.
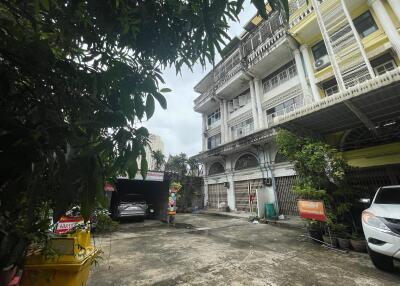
[298,200,327,222]
[104,182,115,192]
[55,216,84,234]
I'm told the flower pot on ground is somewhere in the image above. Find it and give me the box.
[350,238,367,252]
[337,237,351,250]
[322,234,338,247]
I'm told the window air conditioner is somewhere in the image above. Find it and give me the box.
[238,95,246,107]
[228,101,234,113]
[314,55,330,71]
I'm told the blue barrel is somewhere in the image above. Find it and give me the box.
[265,203,276,218]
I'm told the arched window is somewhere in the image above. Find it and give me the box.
[235,154,258,170]
[274,152,288,163]
[208,162,225,175]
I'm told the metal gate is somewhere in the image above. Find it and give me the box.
[347,165,400,197]
[275,176,299,216]
[207,183,227,209]
[234,179,263,212]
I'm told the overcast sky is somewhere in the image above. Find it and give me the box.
[143,1,257,157]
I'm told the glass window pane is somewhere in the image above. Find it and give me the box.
[354,11,378,38]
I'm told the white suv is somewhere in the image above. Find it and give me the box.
[362,185,400,271]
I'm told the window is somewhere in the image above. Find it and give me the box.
[209,162,225,175]
[235,154,258,170]
[207,134,221,150]
[311,41,328,63]
[266,95,302,122]
[207,109,221,127]
[374,61,396,75]
[374,187,400,204]
[262,61,297,93]
[353,11,378,38]
[322,77,339,97]
[231,118,254,139]
[228,90,251,113]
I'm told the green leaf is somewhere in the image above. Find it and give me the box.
[160,88,172,93]
[153,92,167,109]
[40,0,50,11]
[145,95,155,119]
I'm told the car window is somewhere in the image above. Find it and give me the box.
[374,187,400,204]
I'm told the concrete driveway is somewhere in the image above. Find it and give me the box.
[88,214,399,286]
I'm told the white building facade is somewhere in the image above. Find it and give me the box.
[193,0,400,217]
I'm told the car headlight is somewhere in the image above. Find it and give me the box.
[362,211,391,233]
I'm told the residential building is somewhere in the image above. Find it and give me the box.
[192,0,400,217]
[141,134,165,171]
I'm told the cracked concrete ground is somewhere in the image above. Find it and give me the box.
[88,214,400,286]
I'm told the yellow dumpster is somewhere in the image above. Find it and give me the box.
[21,229,99,286]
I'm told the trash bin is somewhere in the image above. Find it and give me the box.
[21,230,99,286]
[265,203,276,219]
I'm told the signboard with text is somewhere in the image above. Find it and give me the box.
[297,200,327,222]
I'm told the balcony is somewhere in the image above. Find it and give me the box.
[267,96,305,126]
[263,64,297,94]
[193,88,218,113]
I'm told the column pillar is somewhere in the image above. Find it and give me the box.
[202,114,207,151]
[222,99,229,142]
[219,100,226,143]
[300,45,321,102]
[249,80,259,129]
[254,78,265,129]
[388,0,400,22]
[292,48,312,103]
[203,180,209,208]
[369,0,400,58]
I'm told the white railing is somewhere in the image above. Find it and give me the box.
[194,88,214,107]
[263,65,297,94]
[289,0,307,15]
[231,122,254,140]
[267,100,304,125]
[275,67,400,125]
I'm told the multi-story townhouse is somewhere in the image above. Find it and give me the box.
[192,0,400,218]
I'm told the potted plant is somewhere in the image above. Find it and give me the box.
[331,223,351,250]
[350,233,367,252]
[305,219,323,243]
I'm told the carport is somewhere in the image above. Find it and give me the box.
[110,172,170,221]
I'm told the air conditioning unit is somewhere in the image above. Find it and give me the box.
[314,55,330,71]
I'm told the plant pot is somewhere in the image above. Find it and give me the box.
[350,239,367,252]
[322,234,338,247]
[308,228,323,243]
[0,265,17,286]
[337,237,351,250]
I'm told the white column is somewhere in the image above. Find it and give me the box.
[369,0,400,58]
[222,100,229,142]
[300,45,321,102]
[312,0,346,91]
[254,78,265,129]
[388,0,400,22]
[249,80,259,129]
[202,114,207,151]
[225,158,235,210]
[203,180,209,208]
[292,48,311,101]
[219,100,226,143]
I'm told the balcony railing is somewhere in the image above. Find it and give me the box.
[263,64,297,94]
[194,87,214,107]
[289,0,307,15]
[267,100,304,125]
[214,49,244,90]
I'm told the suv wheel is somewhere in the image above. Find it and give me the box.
[368,247,394,271]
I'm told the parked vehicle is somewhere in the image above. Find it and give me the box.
[115,194,148,220]
[362,185,400,271]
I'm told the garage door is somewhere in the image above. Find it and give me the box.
[275,176,298,216]
[234,179,263,212]
[207,183,227,209]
